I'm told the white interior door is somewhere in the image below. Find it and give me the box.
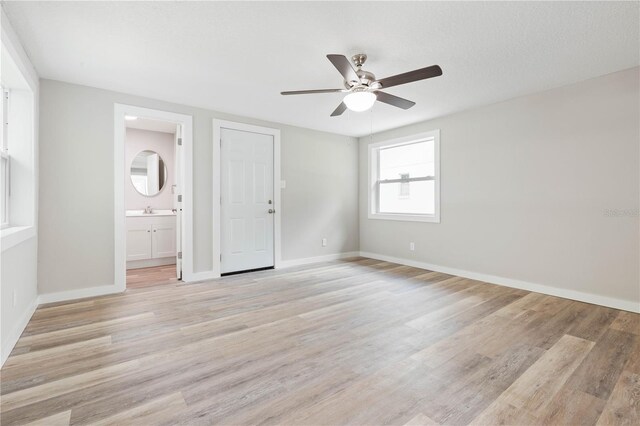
[221,128,274,274]
[174,125,183,279]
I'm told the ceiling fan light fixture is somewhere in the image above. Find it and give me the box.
[343,91,376,112]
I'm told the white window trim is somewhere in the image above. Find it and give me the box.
[1,88,8,230]
[368,129,440,223]
[1,150,9,229]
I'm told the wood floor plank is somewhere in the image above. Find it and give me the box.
[3,336,112,367]
[87,392,188,426]
[15,313,155,350]
[539,387,607,425]
[565,328,638,400]
[1,359,141,413]
[1,258,638,425]
[596,370,640,425]
[23,410,71,426]
[470,334,594,422]
[610,311,640,336]
[404,413,440,426]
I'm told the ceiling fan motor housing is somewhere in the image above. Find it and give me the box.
[343,53,379,89]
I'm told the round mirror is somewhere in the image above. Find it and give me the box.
[130,150,168,197]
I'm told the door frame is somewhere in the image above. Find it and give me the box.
[114,104,194,291]
[213,119,281,277]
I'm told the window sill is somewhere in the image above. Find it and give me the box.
[368,213,440,223]
[1,226,36,252]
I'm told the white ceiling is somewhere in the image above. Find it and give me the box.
[4,1,638,137]
[126,117,177,134]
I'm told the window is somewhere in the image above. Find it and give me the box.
[1,22,38,251]
[369,130,440,222]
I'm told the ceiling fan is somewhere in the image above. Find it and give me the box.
[281,53,442,117]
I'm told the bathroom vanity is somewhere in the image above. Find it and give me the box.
[126,210,176,269]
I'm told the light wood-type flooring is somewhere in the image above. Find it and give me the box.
[126,264,178,289]
[1,258,639,425]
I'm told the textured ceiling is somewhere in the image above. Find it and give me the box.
[4,1,639,137]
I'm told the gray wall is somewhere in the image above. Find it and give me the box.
[359,67,640,305]
[39,80,358,295]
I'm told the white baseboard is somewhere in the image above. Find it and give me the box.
[38,284,124,305]
[278,251,361,269]
[183,252,361,281]
[185,270,220,283]
[184,251,360,281]
[359,251,640,313]
[1,295,38,367]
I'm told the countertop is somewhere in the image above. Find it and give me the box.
[126,209,176,217]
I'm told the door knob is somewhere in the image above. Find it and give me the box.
[268,209,275,214]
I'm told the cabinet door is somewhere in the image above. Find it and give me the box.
[127,224,152,261]
[152,222,176,259]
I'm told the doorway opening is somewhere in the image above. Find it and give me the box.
[124,117,180,288]
[114,105,193,291]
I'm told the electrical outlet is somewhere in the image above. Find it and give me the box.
[322,238,327,247]
[13,290,17,307]
[409,242,415,251]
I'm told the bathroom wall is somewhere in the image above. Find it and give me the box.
[125,128,175,210]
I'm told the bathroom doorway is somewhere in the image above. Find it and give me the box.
[114,105,193,291]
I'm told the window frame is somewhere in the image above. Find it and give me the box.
[1,88,9,229]
[0,27,39,251]
[368,129,440,223]
[1,152,9,229]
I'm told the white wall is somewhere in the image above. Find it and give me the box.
[360,67,640,311]
[125,128,175,210]
[0,7,39,365]
[38,79,359,296]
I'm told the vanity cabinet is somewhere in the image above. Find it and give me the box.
[152,222,176,258]
[126,215,176,264]
[127,222,153,261]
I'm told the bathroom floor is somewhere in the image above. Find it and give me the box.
[126,265,178,289]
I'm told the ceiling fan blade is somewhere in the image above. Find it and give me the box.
[281,88,347,95]
[330,102,347,117]
[376,65,442,89]
[374,91,416,110]
[327,54,360,83]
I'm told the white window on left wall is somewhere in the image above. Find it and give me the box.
[1,20,37,251]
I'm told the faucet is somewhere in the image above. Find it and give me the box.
[144,206,153,214]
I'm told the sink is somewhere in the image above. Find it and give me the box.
[126,209,176,217]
